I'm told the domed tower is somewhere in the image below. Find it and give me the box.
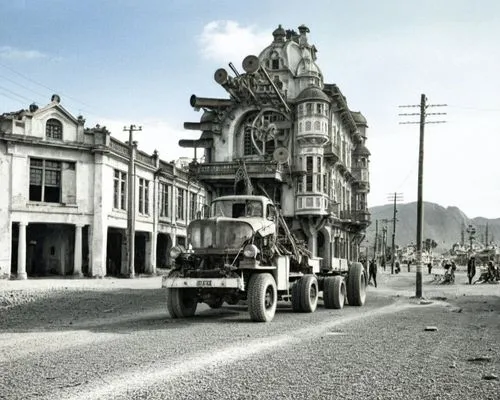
[351,111,370,226]
[294,86,331,216]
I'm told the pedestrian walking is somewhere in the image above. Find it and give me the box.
[427,262,432,274]
[467,255,476,285]
[407,259,411,272]
[368,259,378,288]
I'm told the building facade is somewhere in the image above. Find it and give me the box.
[182,25,371,270]
[0,96,205,279]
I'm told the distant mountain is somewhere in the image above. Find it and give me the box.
[365,202,500,253]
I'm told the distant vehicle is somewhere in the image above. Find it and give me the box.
[162,195,366,322]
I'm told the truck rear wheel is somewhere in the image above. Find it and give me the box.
[291,280,302,312]
[300,275,318,312]
[292,275,318,313]
[324,276,346,309]
[166,288,198,318]
[248,273,277,322]
[347,262,366,306]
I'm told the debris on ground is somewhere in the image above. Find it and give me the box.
[467,356,492,363]
[424,326,438,331]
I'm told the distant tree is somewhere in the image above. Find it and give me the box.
[424,238,438,252]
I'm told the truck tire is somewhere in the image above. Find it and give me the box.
[248,273,277,322]
[291,280,302,312]
[324,276,346,309]
[300,275,318,313]
[166,288,198,318]
[347,262,366,306]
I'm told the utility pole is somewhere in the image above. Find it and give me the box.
[460,222,465,247]
[387,192,403,274]
[485,222,489,246]
[124,124,142,278]
[399,94,446,297]
[467,224,476,253]
[382,225,387,270]
[373,219,379,260]
[379,218,390,271]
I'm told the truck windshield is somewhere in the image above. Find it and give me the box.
[212,200,263,218]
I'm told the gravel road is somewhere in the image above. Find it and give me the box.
[0,270,498,400]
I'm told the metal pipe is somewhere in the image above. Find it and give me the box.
[190,95,233,109]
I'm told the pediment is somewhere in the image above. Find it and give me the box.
[34,102,79,126]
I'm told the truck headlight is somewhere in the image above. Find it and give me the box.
[243,244,259,259]
[169,246,183,259]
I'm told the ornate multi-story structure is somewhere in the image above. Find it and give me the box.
[182,25,371,269]
[0,96,205,279]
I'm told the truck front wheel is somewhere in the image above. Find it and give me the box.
[166,288,198,318]
[248,273,277,322]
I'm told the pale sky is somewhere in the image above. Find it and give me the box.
[1,0,499,219]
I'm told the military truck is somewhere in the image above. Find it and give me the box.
[162,195,366,322]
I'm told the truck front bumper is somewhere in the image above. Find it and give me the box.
[162,275,245,290]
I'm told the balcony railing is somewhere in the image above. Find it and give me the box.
[339,210,352,220]
[295,194,330,216]
[109,138,129,156]
[351,167,369,183]
[324,143,340,162]
[136,150,155,166]
[327,200,340,215]
[351,210,371,224]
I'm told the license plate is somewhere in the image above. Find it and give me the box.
[197,280,212,287]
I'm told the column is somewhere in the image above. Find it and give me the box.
[308,232,318,258]
[149,231,157,275]
[74,224,83,277]
[17,222,27,280]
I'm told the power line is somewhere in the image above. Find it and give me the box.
[0,91,28,106]
[0,61,93,109]
[448,105,500,112]
[0,73,47,100]
[0,84,34,103]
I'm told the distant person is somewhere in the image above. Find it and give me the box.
[467,255,476,285]
[361,258,368,278]
[407,260,411,272]
[486,261,496,282]
[381,259,386,272]
[428,262,432,274]
[451,261,457,274]
[473,260,496,284]
[368,259,378,288]
[395,260,401,274]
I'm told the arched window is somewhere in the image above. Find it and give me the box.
[46,119,63,139]
[305,121,312,131]
[314,121,321,131]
